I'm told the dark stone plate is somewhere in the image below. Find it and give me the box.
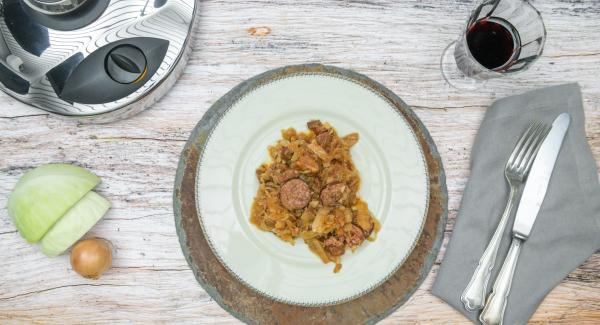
[173,64,448,324]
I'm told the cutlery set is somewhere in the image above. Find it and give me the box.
[461,113,571,325]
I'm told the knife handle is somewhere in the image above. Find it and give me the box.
[461,187,519,311]
[480,237,523,325]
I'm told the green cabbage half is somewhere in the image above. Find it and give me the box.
[8,164,101,243]
[41,191,110,257]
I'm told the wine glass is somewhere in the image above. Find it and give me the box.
[441,0,546,90]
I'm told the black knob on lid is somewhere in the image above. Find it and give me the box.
[105,45,147,84]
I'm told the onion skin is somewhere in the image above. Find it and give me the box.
[70,238,112,279]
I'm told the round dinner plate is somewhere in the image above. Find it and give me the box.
[175,64,447,324]
[195,68,429,306]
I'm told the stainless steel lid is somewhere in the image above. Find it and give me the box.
[23,0,88,15]
[0,0,197,121]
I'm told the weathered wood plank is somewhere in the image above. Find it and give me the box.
[1,0,599,324]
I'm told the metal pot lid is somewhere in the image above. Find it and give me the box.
[22,0,89,15]
[0,0,197,118]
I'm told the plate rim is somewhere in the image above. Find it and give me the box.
[174,64,448,324]
[194,72,430,306]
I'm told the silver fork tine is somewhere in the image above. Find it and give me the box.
[514,123,545,171]
[522,125,551,173]
[511,122,543,171]
[506,122,538,170]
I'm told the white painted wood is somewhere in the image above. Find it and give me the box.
[1,0,598,323]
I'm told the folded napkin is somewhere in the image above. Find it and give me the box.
[432,83,600,325]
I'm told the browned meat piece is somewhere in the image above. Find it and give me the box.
[307,120,327,134]
[295,155,320,173]
[346,224,365,247]
[280,179,311,210]
[280,147,293,161]
[316,131,333,152]
[272,168,299,184]
[324,235,345,256]
[320,183,348,206]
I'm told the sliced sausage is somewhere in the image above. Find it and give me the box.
[324,235,345,256]
[320,182,348,206]
[346,224,365,247]
[280,179,311,210]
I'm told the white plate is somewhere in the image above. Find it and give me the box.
[196,73,429,306]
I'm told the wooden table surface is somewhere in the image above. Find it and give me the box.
[1,0,599,324]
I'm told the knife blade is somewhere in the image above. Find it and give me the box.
[480,112,571,325]
[512,112,570,239]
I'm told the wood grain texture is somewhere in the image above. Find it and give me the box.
[1,0,599,324]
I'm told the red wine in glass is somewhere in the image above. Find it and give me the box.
[441,0,546,89]
[466,17,520,70]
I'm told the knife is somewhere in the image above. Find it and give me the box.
[479,113,571,325]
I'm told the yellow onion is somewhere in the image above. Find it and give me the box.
[70,238,112,279]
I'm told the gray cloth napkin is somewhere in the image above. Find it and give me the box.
[432,83,600,325]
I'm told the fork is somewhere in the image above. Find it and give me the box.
[460,121,550,311]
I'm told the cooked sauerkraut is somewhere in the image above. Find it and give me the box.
[250,120,380,273]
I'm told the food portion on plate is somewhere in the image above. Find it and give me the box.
[250,120,380,273]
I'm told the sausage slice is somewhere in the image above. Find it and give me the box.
[280,179,311,210]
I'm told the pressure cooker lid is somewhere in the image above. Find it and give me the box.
[0,0,197,117]
[23,0,89,15]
